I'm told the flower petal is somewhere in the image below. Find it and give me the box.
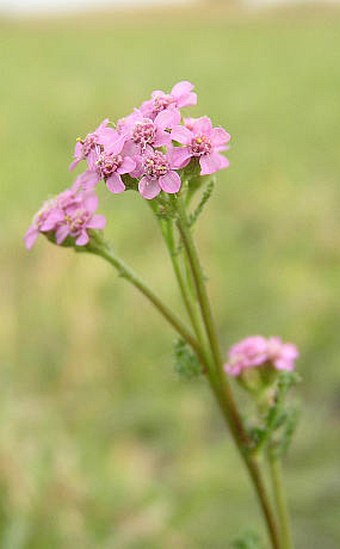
[159,171,181,194]
[87,214,107,230]
[211,127,231,147]
[55,224,70,245]
[199,152,229,175]
[82,192,99,213]
[77,170,100,190]
[177,91,197,108]
[171,125,192,145]
[155,108,181,130]
[193,116,213,135]
[105,133,126,155]
[75,231,89,246]
[171,81,194,97]
[106,173,126,194]
[24,226,39,250]
[138,176,161,200]
[168,146,192,169]
[117,156,136,174]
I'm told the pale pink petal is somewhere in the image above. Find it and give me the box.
[77,170,100,190]
[151,90,164,100]
[129,156,143,179]
[211,127,231,146]
[193,116,213,135]
[168,146,192,169]
[154,108,181,130]
[106,173,126,194]
[24,226,39,250]
[40,211,64,231]
[177,91,197,108]
[75,231,89,246]
[171,81,194,97]
[171,125,192,145]
[274,359,294,371]
[159,171,181,194]
[117,156,136,174]
[87,214,106,230]
[153,130,171,148]
[82,193,99,213]
[138,176,161,200]
[105,134,126,155]
[199,152,229,175]
[55,225,70,245]
[69,142,83,171]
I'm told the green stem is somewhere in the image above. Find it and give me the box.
[86,237,205,365]
[163,218,207,346]
[269,457,293,549]
[174,194,280,549]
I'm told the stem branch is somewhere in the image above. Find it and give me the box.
[86,237,205,364]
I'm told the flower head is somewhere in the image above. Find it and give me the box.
[69,119,118,171]
[24,185,106,249]
[140,81,197,119]
[224,336,299,377]
[137,149,181,200]
[170,116,230,176]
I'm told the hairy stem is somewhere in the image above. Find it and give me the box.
[174,194,281,549]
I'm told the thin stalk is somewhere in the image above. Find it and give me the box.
[147,201,205,344]
[174,194,280,549]
[269,457,293,549]
[163,218,206,345]
[86,238,205,365]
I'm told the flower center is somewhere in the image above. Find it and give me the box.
[143,151,170,179]
[34,199,56,229]
[66,209,89,233]
[190,135,212,156]
[132,120,156,146]
[96,153,123,179]
[153,94,175,113]
[78,133,98,158]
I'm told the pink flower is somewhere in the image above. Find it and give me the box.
[170,116,230,176]
[69,119,118,171]
[78,138,136,194]
[137,149,181,200]
[224,336,299,377]
[266,337,299,372]
[24,186,106,249]
[118,108,180,151]
[140,81,197,119]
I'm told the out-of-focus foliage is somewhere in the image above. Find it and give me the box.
[0,5,339,547]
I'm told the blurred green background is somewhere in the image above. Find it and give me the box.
[1,3,340,547]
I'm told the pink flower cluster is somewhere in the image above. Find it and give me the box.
[25,82,230,249]
[24,181,106,249]
[224,336,299,377]
[70,81,230,200]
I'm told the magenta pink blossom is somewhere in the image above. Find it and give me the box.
[136,149,181,200]
[170,116,230,176]
[24,186,106,249]
[140,81,197,119]
[224,336,299,377]
[78,137,136,194]
[69,119,118,171]
[118,108,181,151]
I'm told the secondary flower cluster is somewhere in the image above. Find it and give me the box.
[224,336,299,377]
[70,81,230,200]
[24,181,106,249]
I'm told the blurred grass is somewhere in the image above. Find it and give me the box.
[1,5,340,547]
